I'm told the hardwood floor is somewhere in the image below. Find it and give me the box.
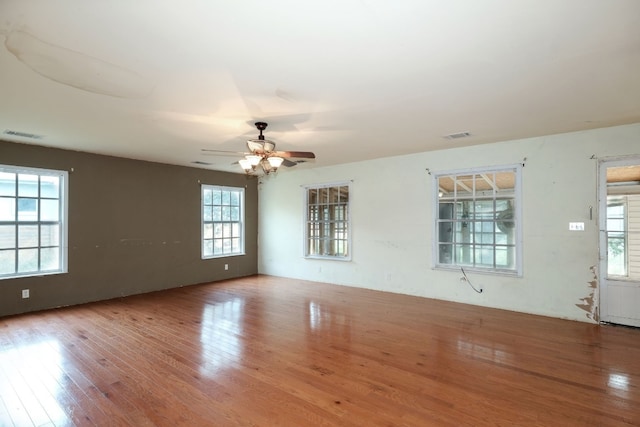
[0,275,639,426]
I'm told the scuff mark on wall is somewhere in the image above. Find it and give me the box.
[576,265,599,322]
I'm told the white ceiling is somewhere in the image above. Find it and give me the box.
[1,1,639,174]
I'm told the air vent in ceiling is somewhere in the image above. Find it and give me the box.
[3,129,44,139]
[443,131,471,140]
[192,161,212,166]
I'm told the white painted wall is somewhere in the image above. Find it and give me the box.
[258,123,640,322]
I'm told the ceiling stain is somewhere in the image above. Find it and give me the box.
[4,30,154,99]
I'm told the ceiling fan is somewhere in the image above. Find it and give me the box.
[203,122,316,174]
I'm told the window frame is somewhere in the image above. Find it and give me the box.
[432,164,523,276]
[303,181,351,261]
[201,184,245,259]
[0,164,68,280]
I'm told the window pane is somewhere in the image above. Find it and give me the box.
[18,174,38,197]
[0,172,16,196]
[439,243,453,264]
[18,198,38,221]
[203,206,213,221]
[41,224,59,247]
[212,206,222,221]
[203,240,213,257]
[476,246,494,266]
[222,191,230,205]
[41,199,59,221]
[319,188,328,204]
[40,247,59,270]
[18,225,39,248]
[222,206,231,221]
[0,250,15,274]
[308,189,317,204]
[0,198,15,221]
[329,187,339,203]
[222,223,231,237]
[0,225,15,249]
[214,223,223,238]
[214,239,223,254]
[496,246,516,269]
[340,186,349,202]
[230,191,239,205]
[455,244,474,265]
[230,206,239,221]
[18,248,38,272]
[203,223,213,239]
[203,189,213,205]
[212,190,222,205]
[40,176,59,198]
[231,238,240,252]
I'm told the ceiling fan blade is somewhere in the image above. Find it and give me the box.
[273,151,316,159]
[201,149,248,156]
[282,159,298,167]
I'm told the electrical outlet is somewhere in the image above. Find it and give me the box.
[224,264,229,271]
[22,289,30,299]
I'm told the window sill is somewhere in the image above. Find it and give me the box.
[304,255,352,262]
[434,265,522,278]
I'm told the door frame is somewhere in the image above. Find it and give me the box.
[598,154,640,326]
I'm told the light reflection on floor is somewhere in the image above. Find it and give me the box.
[608,372,630,394]
[456,339,512,365]
[0,339,68,426]
[199,298,244,376]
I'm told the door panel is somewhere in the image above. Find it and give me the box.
[599,157,640,327]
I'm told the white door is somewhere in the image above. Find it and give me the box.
[599,157,640,327]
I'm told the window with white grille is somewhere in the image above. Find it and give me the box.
[202,185,244,258]
[0,165,68,279]
[433,165,522,275]
[304,183,350,259]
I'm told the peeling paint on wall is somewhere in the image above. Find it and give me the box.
[576,265,599,322]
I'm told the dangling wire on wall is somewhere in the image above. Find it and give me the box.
[460,267,483,293]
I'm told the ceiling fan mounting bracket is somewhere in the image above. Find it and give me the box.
[255,122,268,140]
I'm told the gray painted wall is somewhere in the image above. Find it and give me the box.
[0,140,258,317]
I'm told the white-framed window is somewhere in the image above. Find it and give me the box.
[433,165,522,275]
[304,182,350,259]
[202,185,245,258]
[0,165,68,279]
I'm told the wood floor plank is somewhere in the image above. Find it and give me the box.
[1,275,640,426]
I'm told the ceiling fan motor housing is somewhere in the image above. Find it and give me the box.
[255,122,268,140]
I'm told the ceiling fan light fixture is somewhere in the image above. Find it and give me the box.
[261,159,273,174]
[263,141,276,152]
[239,158,252,172]
[246,155,262,166]
[235,121,316,175]
[267,156,284,169]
